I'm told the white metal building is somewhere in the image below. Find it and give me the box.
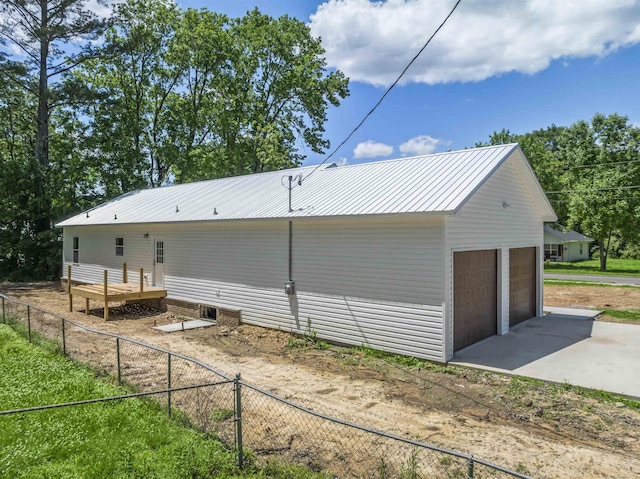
[57,144,557,361]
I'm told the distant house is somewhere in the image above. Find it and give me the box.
[543,225,593,262]
[57,144,556,361]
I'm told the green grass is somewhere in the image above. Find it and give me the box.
[0,325,326,479]
[544,258,640,276]
[602,309,640,322]
[544,279,640,288]
[502,375,640,411]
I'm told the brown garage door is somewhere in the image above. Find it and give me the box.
[509,247,537,327]
[454,250,497,352]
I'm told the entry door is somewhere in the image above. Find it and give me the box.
[153,238,165,288]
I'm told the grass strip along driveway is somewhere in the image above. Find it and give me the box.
[544,258,640,276]
[0,325,323,479]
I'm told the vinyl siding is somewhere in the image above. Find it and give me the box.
[444,153,545,360]
[543,233,590,262]
[62,216,446,361]
[293,218,445,360]
[63,225,154,285]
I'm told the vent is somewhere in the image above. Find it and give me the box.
[200,305,217,321]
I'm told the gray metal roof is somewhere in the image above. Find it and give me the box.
[56,143,557,227]
[544,224,593,243]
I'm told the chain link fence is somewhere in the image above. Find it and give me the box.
[0,293,534,479]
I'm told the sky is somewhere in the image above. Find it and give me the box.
[6,0,640,168]
[175,0,640,168]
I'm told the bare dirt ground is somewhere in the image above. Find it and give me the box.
[545,283,640,322]
[2,282,639,479]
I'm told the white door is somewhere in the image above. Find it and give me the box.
[153,238,165,288]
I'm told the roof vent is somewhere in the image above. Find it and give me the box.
[114,214,117,220]
[324,162,338,169]
[176,205,179,213]
[213,208,218,215]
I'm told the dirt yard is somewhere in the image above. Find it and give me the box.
[2,282,639,479]
[545,283,640,313]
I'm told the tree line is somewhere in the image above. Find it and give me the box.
[0,0,349,280]
[1,1,638,281]
[478,113,640,271]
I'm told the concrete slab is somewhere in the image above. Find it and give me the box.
[452,312,640,398]
[154,319,215,332]
[543,306,602,318]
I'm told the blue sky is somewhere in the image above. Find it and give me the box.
[7,0,639,168]
[176,0,640,167]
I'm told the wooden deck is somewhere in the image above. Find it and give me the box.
[68,265,166,320]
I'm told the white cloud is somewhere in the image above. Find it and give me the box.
[309,0,640,86]
[335,157,349,166]
[399,135,444,156]
[86,0,115,19]
[353,140,394,158]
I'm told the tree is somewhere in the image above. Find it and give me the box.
[478,115,640,270]
[0,0,107,278]
[559,114,640,271]
[0,54,38,279]
[212,8,349,178]
[72,2,349,186]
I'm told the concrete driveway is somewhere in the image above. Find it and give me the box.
[451,307,640,398]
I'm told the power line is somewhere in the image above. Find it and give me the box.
[549,195,640,203]
[545,185,640,194]
[301,0,463,183]
[563,158,640,169]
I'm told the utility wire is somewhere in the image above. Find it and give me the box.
[301,0,463,182]
[562,158,640,169]
[549,195,640,203]
[545,185,640,194]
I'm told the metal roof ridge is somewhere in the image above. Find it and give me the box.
[316,143,519,171]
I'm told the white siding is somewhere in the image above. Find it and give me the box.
[444,154,545,360]
[564,242,590,262]
[62,216,446,361]
[293,218,445,360]
[63,225,154,285]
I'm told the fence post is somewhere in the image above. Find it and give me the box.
[116,338,121,385]
[61,317,66,355]
[27,305,31,342]
[235,373,243,468]
[2,297,5,323]
[167,353,172,417]
[467,456,474,479]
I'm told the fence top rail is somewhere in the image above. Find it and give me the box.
[0,292,232,381]
[240,382,534,479]
[0,379,234,416]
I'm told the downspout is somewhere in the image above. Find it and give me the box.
[289,220,293,282]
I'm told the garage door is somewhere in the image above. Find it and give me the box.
[509,247,537,327]
[454,250,497,352]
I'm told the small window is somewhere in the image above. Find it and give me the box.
[116,237,124,256]
[156,241,164,264]
[73,237,79,263]
[580,244,583,255]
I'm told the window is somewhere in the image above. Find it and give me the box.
[544,243,559,259]
[116,237,124,256]
[580,244,583,255]
[73,237,79,263]
[156,241,164,264]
